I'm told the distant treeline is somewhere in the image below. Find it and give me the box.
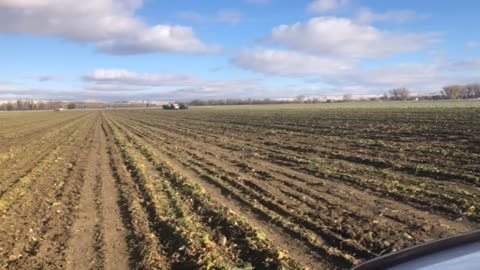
[0,100,69,111]
[1,83,479,111]
[385,84,480,100]
[0,100,158,111]
[188,97,320,106]
[440,84,480,99]
[189,84,480,106]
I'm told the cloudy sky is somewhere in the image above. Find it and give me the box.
[1,0,479,101]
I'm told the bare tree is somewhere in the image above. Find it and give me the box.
[442,85,465,99]
[389,88,411,100]
[295,95,306,104]
[343,93,353,102]
[37,102,46,110]
[464,84,480,99]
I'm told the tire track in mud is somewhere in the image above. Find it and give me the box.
[66,114,129,270]
[102,117,171,269]
[99,117,130,270]
[65,115,104,269]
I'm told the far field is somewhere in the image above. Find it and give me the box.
[0,101,479,269]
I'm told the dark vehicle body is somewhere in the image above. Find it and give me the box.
[162,103,188,110]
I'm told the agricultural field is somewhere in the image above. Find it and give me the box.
[0,102,479,270]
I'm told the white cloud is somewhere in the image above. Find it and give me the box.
[355,8,427,24]
[231,49,480,92]
[177,10,243,25]
[0,81,13,85]
[83,69,265,92]
[0,85,87,100]
[96,25,221,55]
[4,61,480,101]
[466,41,479,49]
[329,62,479,92]
[82,69,265,98]
[0,0,218,55]
[307,0,350,13]
[329,63,447,89]
[84,84,148,92]
[269,17,440,59]
[0,85,31,94]
[231,49,353,76]
[81,69,339,100]
[83,69,195,86]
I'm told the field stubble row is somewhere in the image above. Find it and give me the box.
[103,106,479,268]
[0,105,478,270]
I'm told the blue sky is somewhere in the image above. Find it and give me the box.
[1,0,479,101]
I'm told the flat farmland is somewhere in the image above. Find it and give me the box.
[0,102,479,270]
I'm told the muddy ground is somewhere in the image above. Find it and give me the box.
[0,106,478,269]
